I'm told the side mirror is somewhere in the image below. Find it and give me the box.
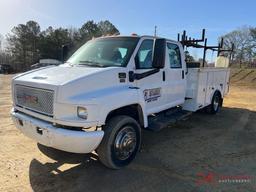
[62,44,69,62]
[134,55,140,69]
[152,38,166,68]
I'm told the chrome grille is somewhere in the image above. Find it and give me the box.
[15,85,54,116]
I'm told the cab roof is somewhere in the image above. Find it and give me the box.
[94,34,178,44]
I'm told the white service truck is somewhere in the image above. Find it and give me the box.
[11,35,230,169]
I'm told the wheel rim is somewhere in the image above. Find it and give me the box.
[213,95,219,111]
[114,126,137,161]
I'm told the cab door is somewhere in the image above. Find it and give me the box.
[165,42,186,106]
[134,38,166,115]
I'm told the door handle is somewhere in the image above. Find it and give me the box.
[162,71,166,81]
[182,70,184,79]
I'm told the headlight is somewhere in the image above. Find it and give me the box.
[77,107,88,119]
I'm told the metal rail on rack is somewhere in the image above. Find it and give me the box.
[177,29,234,67]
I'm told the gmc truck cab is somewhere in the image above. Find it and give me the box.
[11,35,230,169]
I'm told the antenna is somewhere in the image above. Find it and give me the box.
[154,26,157,37]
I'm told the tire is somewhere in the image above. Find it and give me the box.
[207,91,222,114]
[97,115,141,169]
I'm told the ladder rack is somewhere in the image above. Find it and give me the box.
[177,29,234,67]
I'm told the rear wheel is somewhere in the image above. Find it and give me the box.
[207,91,222,114]
[97,115,141,169]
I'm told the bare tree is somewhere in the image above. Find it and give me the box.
[221,26,255,68]
[0,34,3,52]
[0,34,4,64]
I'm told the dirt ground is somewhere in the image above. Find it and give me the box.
[0,69,256,192]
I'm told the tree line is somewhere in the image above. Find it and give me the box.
[0,20,119,71]
[0,22,256,71]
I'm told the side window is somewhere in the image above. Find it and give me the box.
[135,39,154,69]
[167,43,182,68]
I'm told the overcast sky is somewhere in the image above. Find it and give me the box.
[1,0,256,59]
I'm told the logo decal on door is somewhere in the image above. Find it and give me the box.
[143,88,161,102]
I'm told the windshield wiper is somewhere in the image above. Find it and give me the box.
[78,60,105,67]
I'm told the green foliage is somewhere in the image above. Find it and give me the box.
[6,21,41,70]
[5,20,119,71]
[184,50,195,62]
[98,20,119,36]
[74,20,119,50]
[39,27,72,60]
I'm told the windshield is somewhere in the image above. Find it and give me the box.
[67,37,139,67]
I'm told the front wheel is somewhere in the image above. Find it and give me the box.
[97,115,141,169]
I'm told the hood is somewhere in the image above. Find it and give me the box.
[13,64,130,104]
[14,64,113,86]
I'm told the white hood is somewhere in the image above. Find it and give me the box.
[14,65,111,86]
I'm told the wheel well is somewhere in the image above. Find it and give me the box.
[105,104,144,127]
[214,90,223,105]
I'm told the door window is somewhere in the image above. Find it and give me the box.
[167,43,182,68]
[135,40,154,69]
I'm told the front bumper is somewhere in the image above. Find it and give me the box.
[11,110,104,153]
